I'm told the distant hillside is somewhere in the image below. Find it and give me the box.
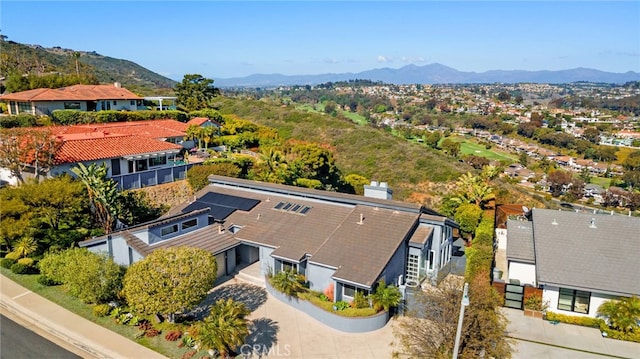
[0,40,177,92]
[216,63,640,88]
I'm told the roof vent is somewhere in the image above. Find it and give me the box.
[358,213,364,225]
[589,218,597,229]
[551,219,558,225]
[218,225,225,234]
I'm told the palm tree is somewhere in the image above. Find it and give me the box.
[184,125,201,149]
[197,298,250,357]
[451,172,495,209]
[597,296,640,333]
[12,236,37,258]
[368,279,401,312]
[71,51,81,76]
[71,163,120,233]
[270,269,304,297]
[201,126,215,149]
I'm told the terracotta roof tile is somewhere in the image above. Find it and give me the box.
[56,135,182,164]
[0,84,142,101]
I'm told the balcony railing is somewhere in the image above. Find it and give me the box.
[111,163,194,190]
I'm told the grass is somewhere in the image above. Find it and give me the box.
[443,136,517,162]
[339,110,368,125]
[1,269,195,359]
[589,176,611,189]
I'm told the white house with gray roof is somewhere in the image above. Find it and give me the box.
[506,208,640,318]
[80,176,459,327]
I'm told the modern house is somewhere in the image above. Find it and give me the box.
[0,83,143,116]
[80,176,459,306]
[0,120,193,189]
[506,208,640,318]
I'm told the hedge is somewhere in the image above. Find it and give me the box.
[51,109,190,125]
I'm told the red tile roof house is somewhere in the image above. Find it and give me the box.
[0,120,194,189]
[80,176,460,332]
[0,83,143,116]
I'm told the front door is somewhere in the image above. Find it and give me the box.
[505,283,524,309]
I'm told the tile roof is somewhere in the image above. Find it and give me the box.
[49,120,188,139]
[166,176,430,288]
[55,134,182,164]
[531,208,640,296]
[506,220,535,263]
[0,84,142,101]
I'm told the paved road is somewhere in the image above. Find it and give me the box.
[1,314,81,359]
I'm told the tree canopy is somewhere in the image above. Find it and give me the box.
[175,74,220,112]
[122,247,217,322]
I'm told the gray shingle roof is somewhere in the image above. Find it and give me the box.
[531,208,640,296]
[124,226,238,257]
[506,220,535,263]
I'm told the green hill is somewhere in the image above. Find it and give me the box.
[212,97,469,201]
[0,39,176,93]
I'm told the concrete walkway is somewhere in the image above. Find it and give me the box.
[0,274,166,359]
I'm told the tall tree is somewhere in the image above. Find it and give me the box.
[175,74,220,112]
[546,169,572,197]
[122,247,217,322]
[71,163,120,234]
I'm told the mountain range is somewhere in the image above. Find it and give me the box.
[215,63,640,88]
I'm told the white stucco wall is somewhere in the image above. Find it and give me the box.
[508,261,536,286]
[496,228,507,250]
[543,285,618,318]
[0,168,19,186]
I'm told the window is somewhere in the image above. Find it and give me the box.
[161,224,178,236]
[130,100,135,106]
[17,102,31,114]
[281,260,296,272]
[428,250,434,270]
[406,254,419,282]
[113,101,117,105]
[343,284,367,298]
[149,156,167,167]
[558,288,590,314]
[64,102,81,109]
[136,159,148,172]
[181,218,197,230]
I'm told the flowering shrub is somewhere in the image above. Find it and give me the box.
[165,330,182,341]
[323,283,334,302]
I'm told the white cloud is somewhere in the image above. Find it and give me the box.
[377,55,392,63]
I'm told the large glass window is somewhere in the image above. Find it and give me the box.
[181,218,197,230]
[281,260,296,272]
[149,156,167,167]
[406,254,419,282]
[161,224,179,237]
[18,102,31,114]
[342,284,367,299]
[558,288,590,314]
[64,102,81,109]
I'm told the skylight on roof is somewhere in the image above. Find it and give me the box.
[273,201,311,215]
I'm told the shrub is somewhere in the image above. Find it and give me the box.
[524,293,548,312]
[334,300,350,311]
[37,275,60,286]
[17,257,35,267]
[93,304,112,317]
[545,312,603,328]
[319,294,329,302]
[4,252,20,261]
[165,330,182,341]
[323,283,335,302]
[351,291,370,309]
[10,262,31,274]
[0,258,16,269]
[145,328,161,337]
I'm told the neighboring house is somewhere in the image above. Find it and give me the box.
[187,117,221,129]
[81,176,459,307]
[506,208,640,318]
[0,120,192,189]
[0,83,142,116]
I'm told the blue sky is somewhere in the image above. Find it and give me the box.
[2,1,639,81]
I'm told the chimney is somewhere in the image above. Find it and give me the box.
[114,82,121,88]
[364,180,393,200]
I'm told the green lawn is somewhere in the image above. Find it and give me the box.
[1,269,192,359]
[589,176,611,189]
[339,110,368,125]
[443,136,517,163]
